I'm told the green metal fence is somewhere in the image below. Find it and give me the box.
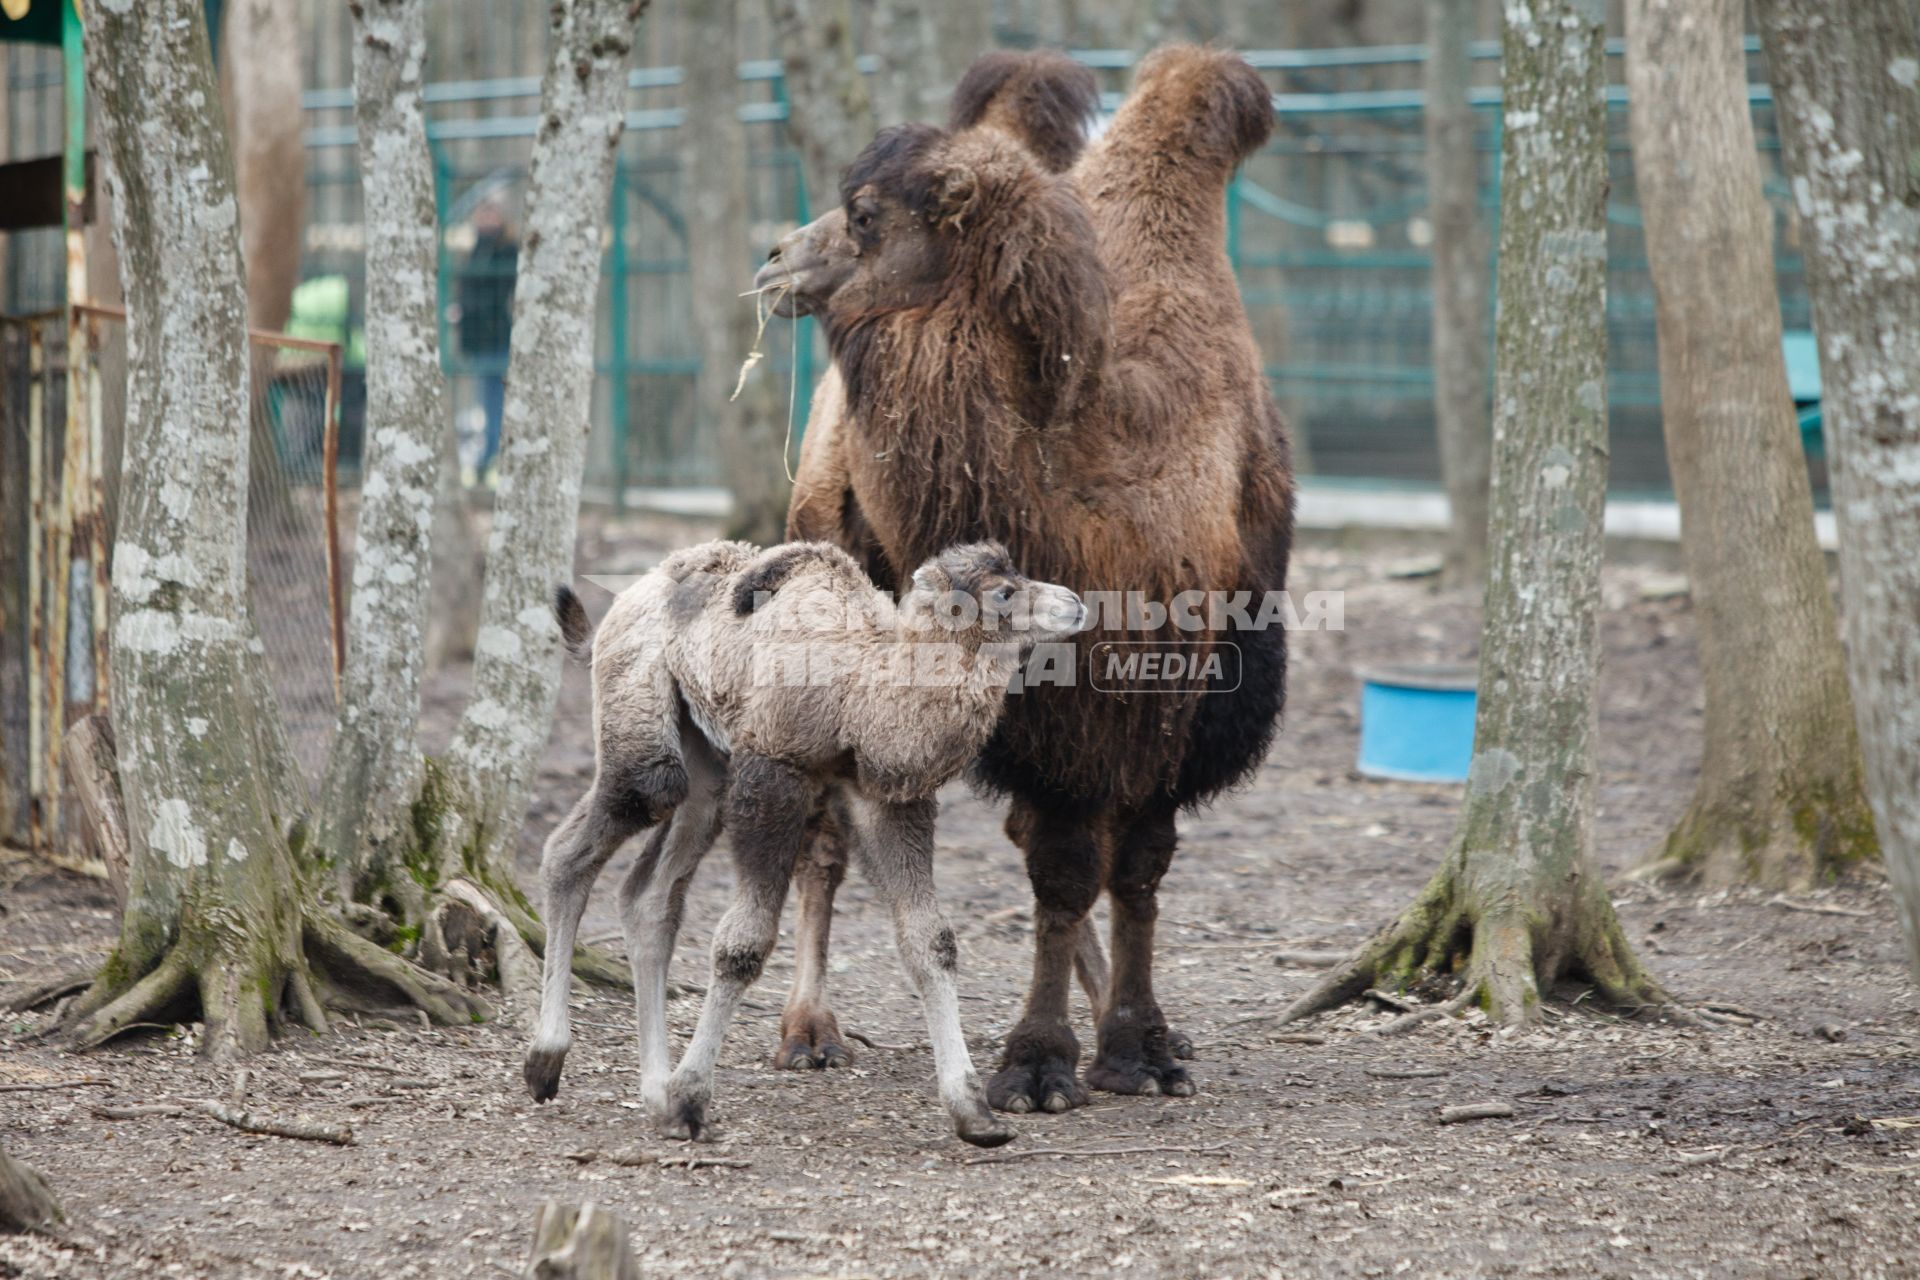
[5,41,1817,502]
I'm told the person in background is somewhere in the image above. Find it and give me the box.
[458,197,518,482]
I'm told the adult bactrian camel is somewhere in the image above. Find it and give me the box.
[753,46,1293,1114]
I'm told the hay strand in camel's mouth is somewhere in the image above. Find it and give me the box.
[731,282,802,483]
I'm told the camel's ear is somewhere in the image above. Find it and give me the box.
[911,562,948,596]
[930,162,980,230]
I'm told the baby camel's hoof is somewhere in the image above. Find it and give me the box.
[957,1117,1015,1148]
[659,1097,711,1142]
[523,1046,566,1102]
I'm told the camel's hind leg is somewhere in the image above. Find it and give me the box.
[616,724,727,1113]
[1085,799,1192,1098]
[774,790,854,1070]
[660,752,812,1141]
[524,791,646,1102]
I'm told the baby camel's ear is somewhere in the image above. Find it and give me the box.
[911,562,948,596]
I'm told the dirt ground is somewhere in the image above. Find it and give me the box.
[4,515,1918,1279]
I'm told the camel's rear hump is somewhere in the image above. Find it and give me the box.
[1074,46,1272,291]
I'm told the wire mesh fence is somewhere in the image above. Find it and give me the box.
[0,306,348,852]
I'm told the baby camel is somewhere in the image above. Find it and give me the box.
[523,539,1084,1147]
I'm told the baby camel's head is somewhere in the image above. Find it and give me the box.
[902,542,1085,653]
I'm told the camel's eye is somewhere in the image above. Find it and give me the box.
[852,208,875,233]
[989,585,1015,609]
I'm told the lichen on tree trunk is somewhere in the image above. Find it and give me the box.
[60,0,484,1062]
[314,0,645,1018]
[1625,0,1878,891]
[1755,0,1920,976]
[1284,0,1682,1030]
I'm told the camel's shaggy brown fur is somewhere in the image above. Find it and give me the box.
[757,46,1291,1113]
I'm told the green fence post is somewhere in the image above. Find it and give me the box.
[609,154,630,511]
[431,144,453,376]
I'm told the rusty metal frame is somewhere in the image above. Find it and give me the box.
[12,305,348,851]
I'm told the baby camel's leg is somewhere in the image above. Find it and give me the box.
[660,752,812,1141]
[775,790,853,1070]
[524,790,642,1101]
[855,796,1012,1148]
[616,728,726,1113]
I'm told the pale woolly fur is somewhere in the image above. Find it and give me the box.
[592,540,1077,803]
[524,537,1082,1149]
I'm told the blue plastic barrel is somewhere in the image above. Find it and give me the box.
[1356,664,1478,783]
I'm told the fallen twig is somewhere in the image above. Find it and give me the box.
[1437,1102,1514,1124]
[1766,895,1873,919]
[1273,951,1347,969]
[93,1104,185,1120]
[192,1101,354,1146]
[844,1030,922,1052]
[962,1141,1232,1167]
[569,1147,751,1171]
[1363,1066,1448,1080]
[1363,989,1415,1014]
[0,1078,111,1094]
[1373,990,1474,1037]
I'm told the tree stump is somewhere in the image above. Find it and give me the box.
[0,1144,62,1233]
[526,1202,639,1280]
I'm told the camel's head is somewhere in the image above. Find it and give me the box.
[752,125,1109,424]
[754,124,981,322]
[903,542,1085,653]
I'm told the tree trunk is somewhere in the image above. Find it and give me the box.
[870,0,994,126]
[223,0,306,335]
[57,0,484,1061]
[429,0,646,893]
[425,423,482,670]
[315,0,452,887]
[526,1202,640,1280]
[1755,0,1920,974]
[1626,0,1877,889]
[769,0,876,209]
[1425,0,1491,586]
[0,1143,61,1234]
[1284,0,1679,1029]
[688,0,790,543]
[222,0,310,555]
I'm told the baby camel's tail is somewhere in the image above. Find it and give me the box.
[553,585,596,663]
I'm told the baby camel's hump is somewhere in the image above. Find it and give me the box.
[594,540,877,767]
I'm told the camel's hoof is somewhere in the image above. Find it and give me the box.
[523,1045,566,1102]
[659,1098,710,1142]
[1169,1029,1196,1060]
[772,1031,854,1071]
[987,1057,1088,1115]
[1085,1052,1194,1099]
[957,1115,1016,1148]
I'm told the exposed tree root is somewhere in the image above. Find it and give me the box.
[1277,854,1693,1030]
[56,910,488,1060]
